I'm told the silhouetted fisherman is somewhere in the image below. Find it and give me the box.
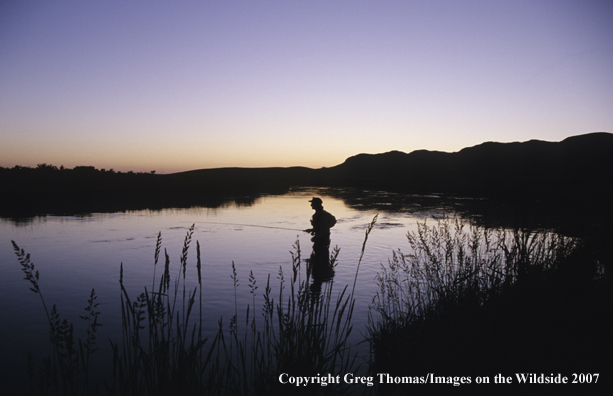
[304,197,336,292]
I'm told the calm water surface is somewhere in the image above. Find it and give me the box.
[0,188,458,387]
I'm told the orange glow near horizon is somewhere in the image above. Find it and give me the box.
[1,1,612,173]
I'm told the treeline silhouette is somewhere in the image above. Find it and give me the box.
[2,132,612,230]
[0,164,290,218]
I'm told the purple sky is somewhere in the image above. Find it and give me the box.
[1,0,612,173]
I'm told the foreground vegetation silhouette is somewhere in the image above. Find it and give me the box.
[12,218,377,396]
[367,219,612,393]
[12,216,612,394]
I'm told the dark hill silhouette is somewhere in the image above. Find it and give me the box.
[169,131,613,197]
[1,132,612,221]
[320,132,613,198]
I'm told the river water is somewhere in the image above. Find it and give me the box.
[0,187,474,390]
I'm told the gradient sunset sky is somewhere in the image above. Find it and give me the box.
[1,0,612,173]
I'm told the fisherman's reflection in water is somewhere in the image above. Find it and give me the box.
[303,197,337,294]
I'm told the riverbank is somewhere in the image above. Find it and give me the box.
[367,220,612,394]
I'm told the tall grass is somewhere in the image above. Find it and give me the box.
[13,216,378,395]
[369,218,577,326]
[366,217,587,377]
[12,241,103,396]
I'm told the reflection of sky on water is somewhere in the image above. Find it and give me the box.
[0,188,469,389]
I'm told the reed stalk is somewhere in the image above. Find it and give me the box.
[14,215,378,395]
[366,217,586,382]
[12,241,102,396]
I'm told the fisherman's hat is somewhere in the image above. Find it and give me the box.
[309,197,323,205]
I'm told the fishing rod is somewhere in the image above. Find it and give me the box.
[191,221,306,232]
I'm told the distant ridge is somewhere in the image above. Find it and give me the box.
[312,132,613,197]
[174,131,613,198]
[2,132,612,218]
